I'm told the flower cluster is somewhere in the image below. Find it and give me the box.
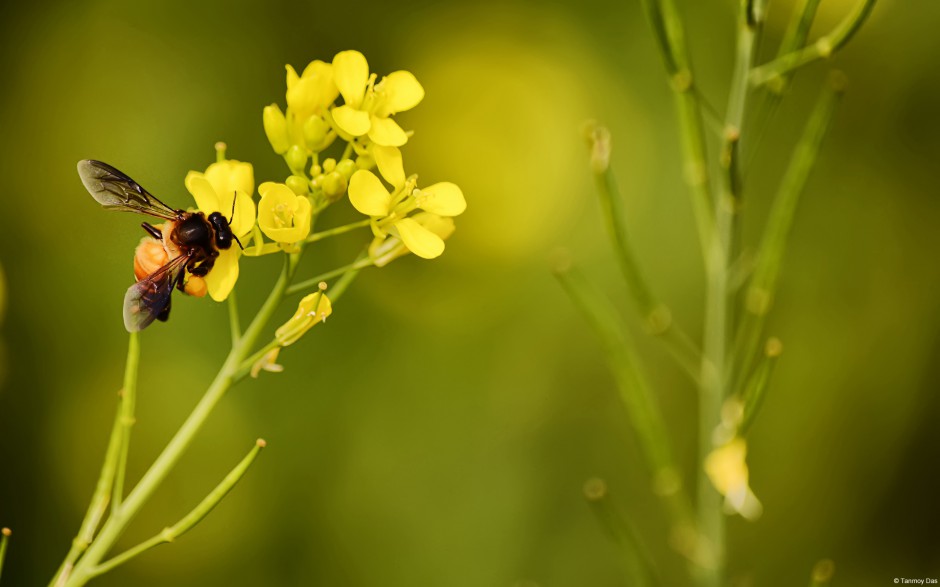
[262,50,466,262]
[129,50,463,355]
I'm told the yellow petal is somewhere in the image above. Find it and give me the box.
[286,60,339,119]
[331,105,371,137]
[185,173,220,213]
[418,182,466,217]
[348,170,391,217]
[332,50,369,108]
[414,212,456,241]
[395,217,445,259]
[263,104,290,154]
[373,145,405,190]
[206,248,240,301]
[205,160,254,201]
[377,70,424,116]
[230,192,257,238]
[285,64,299,91]
[367,116,408,147]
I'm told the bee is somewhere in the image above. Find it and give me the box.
[78,160,240,332]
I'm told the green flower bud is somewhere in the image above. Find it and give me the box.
[263,104,290,154]
[321,171,348,201]
[285,145,308,175]
[286,174,309,195]
[335,158,357,180]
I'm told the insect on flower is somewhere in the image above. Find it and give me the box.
[78,160,242,332]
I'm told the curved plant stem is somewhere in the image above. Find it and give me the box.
[585,123,702,383]
[639,0,714,258]
[50,336,139,587]
[62,255,299,587]
[750,0,876,86]
[90,439,266,578]
[0,528,11,583]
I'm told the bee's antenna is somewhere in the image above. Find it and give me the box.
[228,191,237,224]
[233,234,244,251]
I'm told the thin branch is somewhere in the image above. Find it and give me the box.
[91,439,266,578]
[750,0,877,86]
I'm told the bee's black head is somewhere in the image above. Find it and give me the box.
[207,211,235,250]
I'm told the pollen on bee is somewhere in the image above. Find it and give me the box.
[184,276,208,297]
[134,238,170,281]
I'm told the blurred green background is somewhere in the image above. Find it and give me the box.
[1,0,938,585]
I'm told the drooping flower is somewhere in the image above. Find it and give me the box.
[257,182,312,244]
[347,145,464,259]
[184,159,256,301]
[704,437,763,520]
[275,285,332,346]
[331,50,424,147]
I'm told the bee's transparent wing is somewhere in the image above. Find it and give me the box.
[123,254,188,332]
[78,159,179,220]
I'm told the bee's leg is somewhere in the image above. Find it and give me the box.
[141,222,163,240]
[190,257,215,277]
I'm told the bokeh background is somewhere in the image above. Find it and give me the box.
[1,0,938,585]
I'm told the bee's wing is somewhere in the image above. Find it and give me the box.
[78,160,179,220]
[123,254,188,332]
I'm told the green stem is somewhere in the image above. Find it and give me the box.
[228,290,241,344]
[89,440,266,578]
[585,122,702,383]
[750,0,877,86]
[734,76,844,396]
[305,219,371,245]
[341,141,354,162]
[63,256,299,587]
[286,257,375,297]
[583,479,655,587]
[696,2,761,583]
[111,332,140,514]
[555,265,696,556]
[0,528,11,583]
[639,0,714,258]
[50,337,139,587]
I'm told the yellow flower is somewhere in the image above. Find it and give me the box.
[257,182,312,244]
[286,60,338,121]
[284,61,339,152]
[369,212,456,266]
[275,285,332,346]
[331,50,424,147]
[184,159,256,301]
[347,145,464,260]
[704,437,763,520]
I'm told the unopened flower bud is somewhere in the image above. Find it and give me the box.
[263,104,290,154]
[355,154,375,170]
[322,158,336,173]
[285,145,308,175]
[275,285,332,346]
[321,171,348,201]
[285,174,309,195]
[303,115,331,151]
[335,158,356,180]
